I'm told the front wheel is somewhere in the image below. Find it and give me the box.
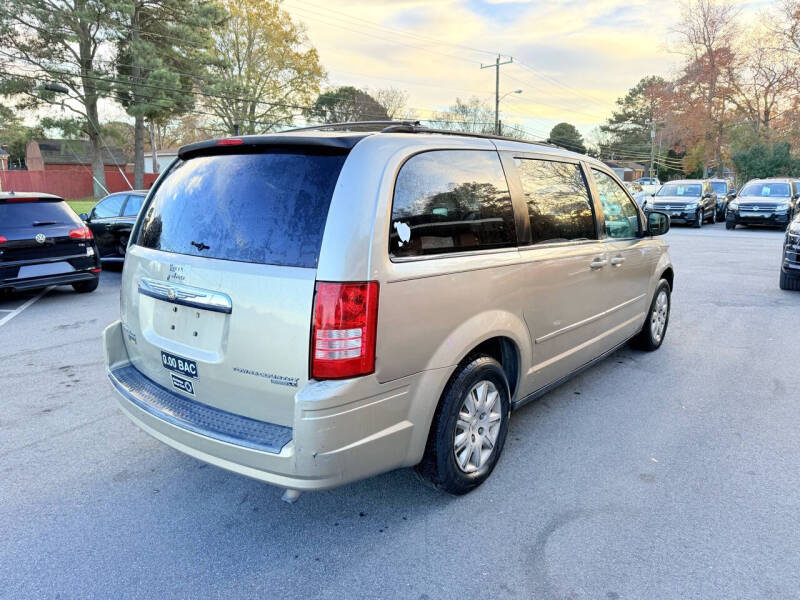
[631,279,671,351]
[417,355,510,495]
[694,209,703,228]
[711,208,717,224]
[725,219,735,230]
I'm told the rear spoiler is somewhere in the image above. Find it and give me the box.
[178,134,368,161]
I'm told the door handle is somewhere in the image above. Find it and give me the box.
[589,257,608,270]
[610,255,625,266]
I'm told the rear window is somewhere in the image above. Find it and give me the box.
[0,200,78,228]
[135,150,347,268]
[390,150,516,258]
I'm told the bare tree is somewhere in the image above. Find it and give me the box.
[372,87,409,120]
[670,0,740,175]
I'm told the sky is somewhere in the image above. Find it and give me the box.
[280,0,773,140]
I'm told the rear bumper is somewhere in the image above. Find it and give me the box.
[103,320,452,491]
[0,253,99,290]
[0,270,98,291]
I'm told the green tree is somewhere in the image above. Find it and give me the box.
[306,86,389,124]
[732,141,799,181]
[0,0,122,198]
[114,0,225,186]
[547,122,586,154]
[600,76,669,157]
[205,0,324,134]
[0,103,42,167]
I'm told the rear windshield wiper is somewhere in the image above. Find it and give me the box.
[32,221,58,226]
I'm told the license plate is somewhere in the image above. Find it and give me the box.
[161,350,198,379]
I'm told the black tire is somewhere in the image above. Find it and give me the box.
[693,209,703,228]
[725,219,735,230]
[780,270,800,291]
[631,279,671,351]
[711,208,717,224]
[72,277,99,294]
[417,355,511,495]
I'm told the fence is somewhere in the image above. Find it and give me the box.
[0,169,159,199]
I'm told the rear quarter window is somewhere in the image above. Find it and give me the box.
[389,150,516,258]
[135,149,347,268]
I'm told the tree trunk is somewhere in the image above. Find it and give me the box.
[86,101,107,199]
[132,3,144,189]
[148,121,159,174]
[133,114,144,188]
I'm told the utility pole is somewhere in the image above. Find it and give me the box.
[481,55,513,135]
[649,120,656,181]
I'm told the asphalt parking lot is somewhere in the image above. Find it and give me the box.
[2,223,799,599]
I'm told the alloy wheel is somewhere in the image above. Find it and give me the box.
[453,380,503,473]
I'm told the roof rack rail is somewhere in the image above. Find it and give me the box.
[282,120,560,148]
[283,120,418,133]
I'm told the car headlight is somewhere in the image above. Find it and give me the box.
[685,202,698,210]
[789,221,800,235]
[728,202,738,211]
[776,202,790,211]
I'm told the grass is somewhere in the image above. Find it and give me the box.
[66,198,96,216]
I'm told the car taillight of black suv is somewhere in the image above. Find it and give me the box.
[0,192,101,293]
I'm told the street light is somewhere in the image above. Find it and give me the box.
[497,89,522,134]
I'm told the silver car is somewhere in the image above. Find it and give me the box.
[104,123,674,498]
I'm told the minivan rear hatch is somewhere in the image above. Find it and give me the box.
[121,143,351,428]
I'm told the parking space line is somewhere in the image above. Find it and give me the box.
[0,287,52,328]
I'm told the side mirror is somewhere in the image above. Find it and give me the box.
[650,193,656,197]
[728,192,737,199]
[79,212,90,221]
[648,211,670,236]
[793,193,800,200]
[703,192,712,199]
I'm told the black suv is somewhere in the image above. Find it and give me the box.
[727,179,799,230]
[708,179,736,220]
[781,213,800,290]
[0,192,101,293]
[647,180,717,227]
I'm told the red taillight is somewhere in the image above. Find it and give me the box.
[311,282,379,380]
[91,268,101,274]
[69,226,93,240]
[217,138,244,146]
[0,235,6,244]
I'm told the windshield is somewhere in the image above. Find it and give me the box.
[740,182,791,198]
[657,183,702,197]
[0,200,79,228]
[135,149,347,268]
[711,182,728,195]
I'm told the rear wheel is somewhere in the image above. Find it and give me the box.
[417,355,510,495]
[780,270,800,291]
[631,279,671,351]
[72,277,99,294]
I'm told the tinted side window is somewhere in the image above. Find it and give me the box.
[592,169,640,239]
[390,150,515,258]
[93,194,126,219]
[122,194,144,217]
[515,159,595,244]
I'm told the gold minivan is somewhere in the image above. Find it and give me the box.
[104,123,673,499]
